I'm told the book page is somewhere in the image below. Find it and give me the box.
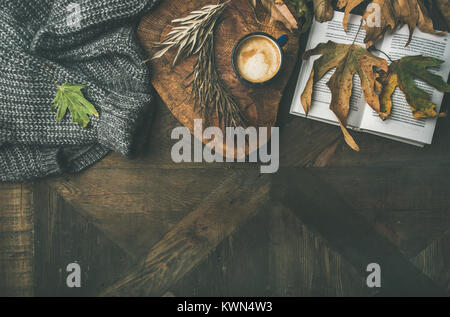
[290,11,369,128]
[360,26,450,145]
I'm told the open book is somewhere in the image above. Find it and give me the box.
[290,11,450,147]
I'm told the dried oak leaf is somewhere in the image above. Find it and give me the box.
[313,0,334,22]
[380,55,450,120]
[301,41,388,151]
[250,0,299,31]
[339,0,437,47]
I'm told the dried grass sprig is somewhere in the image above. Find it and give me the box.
[147,1,247,127]
[193,34,246,127]
[149,2,229,66]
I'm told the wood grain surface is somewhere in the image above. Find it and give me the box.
[101,170,271,296]
[0,184,34,296]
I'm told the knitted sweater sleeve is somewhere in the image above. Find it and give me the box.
[0,0,159,182]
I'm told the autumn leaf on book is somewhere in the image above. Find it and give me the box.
[53,83,99,128]
[380,55,450,120]
[301,40,388,151]
[342,0,439,47]
[316,0,442,47]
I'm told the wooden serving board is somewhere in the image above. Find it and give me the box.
[138,0,300,157]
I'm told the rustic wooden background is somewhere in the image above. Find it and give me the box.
[1,2,449,296]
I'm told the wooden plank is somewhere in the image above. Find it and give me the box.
[411,229,450,295]
[46,168,235,258]
[33,182,135,296]
[268,203,373,296]
[315,118,450,168]
[272,168,446,296]
[278,118,342,167]
[0,183,34,296]
[172,207,271,296]
[101,170,271,296]
[277,115,450,168]
[309,167,450,258]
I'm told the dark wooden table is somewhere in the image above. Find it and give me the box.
[1,26,450,297]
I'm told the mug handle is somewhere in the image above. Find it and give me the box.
[277,35,289,48]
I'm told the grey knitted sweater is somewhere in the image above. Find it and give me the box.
[0,0,159,182]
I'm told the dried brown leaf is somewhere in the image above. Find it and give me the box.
[301,41,388,151]
[250,0,299,31]
[313,0,334,22]
[339,0,440,47]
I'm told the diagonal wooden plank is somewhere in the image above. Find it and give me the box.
[33,182,134,296]
[310,167,450,258]
[101,170,270,296]
[46,168,230,259]
[0,183,34,296]
[411,229,450,295]
[171,206,272,296]
[271,168,446,296]
[268,202,374,296]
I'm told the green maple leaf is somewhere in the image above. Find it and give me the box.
[380,56,450,120]
[52,83,99,128]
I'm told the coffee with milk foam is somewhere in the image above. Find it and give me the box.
[235,35,281,83]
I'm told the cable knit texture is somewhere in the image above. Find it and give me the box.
[0,0,159,182]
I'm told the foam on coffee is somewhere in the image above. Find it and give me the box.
[235,35,281,83]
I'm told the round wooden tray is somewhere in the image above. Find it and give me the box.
[138,0,300,157]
